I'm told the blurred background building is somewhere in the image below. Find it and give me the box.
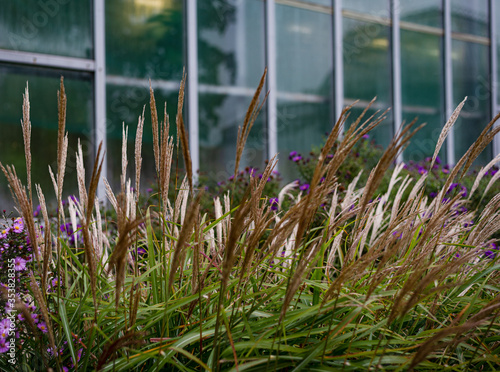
[0,0,499,206]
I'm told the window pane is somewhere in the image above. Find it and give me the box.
[106,0,184,80]
[0,65,93,210]
[276,3,333,180]
[197,0,266,177]
[0,1,93,58]
[400,0,443,28]
[451,0,488,37]
[276,4,333,95]
[106,83,179,191]
[276,100,331,181]
[343,0,389,17]
[452,40,491,164]
[198,0,265,88]
[401,30,444,162]
[199,94,266,181]
[343,18,392,145]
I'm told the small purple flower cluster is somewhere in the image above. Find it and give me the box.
[59,222,83,246]
[0,216,41,354]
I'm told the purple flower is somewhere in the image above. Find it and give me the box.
[34,205,41,217]
[14,257,27,271]
[442,166,450,174]
[0,319,11,335]
[0,227,9,239]
[269,197,279,211]
[0,338,10,353]
[435,156,441,165]
[484,243,498,259]
[429,192,437,198]
[288,151,298,159]
[147,188,153,193]
[31,313,39,323]
[12,218,24,233]
[137,247,147,255]
[38,322,48,333]
[299,184,309,191]
[292,155,302,162]
[362,134,369,139]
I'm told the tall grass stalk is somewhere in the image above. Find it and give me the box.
[1,75,500,372]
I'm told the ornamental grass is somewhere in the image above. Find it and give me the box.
[0,73,499,371]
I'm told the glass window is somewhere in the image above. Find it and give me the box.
[0,0,93,58]
[452,40,491,164]
[106,83,180,191]
[451,0,488,37]
[199,94,266,181]
[400,0,443,28]
[198,0,266,178]
[276,3,333,180]
[342,0,390,18]
[106,0,184,80]
[343,17,392,147]
[0,65,93,210]
[198,0,265,88]
[401,30,444,162]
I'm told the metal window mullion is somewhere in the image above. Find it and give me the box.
[266,0,278,161]
[444,0,454,165]
[333,0,344,136]
[0,49,95,71]
[391,0,402,163]
[94,0,107,202]
[490,0,499,158]
[186,0,200,180]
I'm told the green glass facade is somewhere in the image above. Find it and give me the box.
[0,0,499,208]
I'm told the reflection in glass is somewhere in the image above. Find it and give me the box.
[401,30,444,162]
[452,40,490,164]
[275,3,333,181]
[400,0,442,28]
[106,84,179,191]
[198,0,265,88]
[276,4,333,95]
[343,18,392,145]
[199,94,266,180]
[0,65,93,209]
[342,0,389,18]
[106,0,184,80]
[451,0,488,37]
[0,0,93,58]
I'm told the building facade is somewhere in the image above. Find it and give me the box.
[0,0,499,206]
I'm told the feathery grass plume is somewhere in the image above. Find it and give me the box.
[104,177,118,212]
[175,70,193,194]
[20,83,32,203]
[430,97,467,170]
[135,106,145,198]
[234,69,268,179]
[121,124,128,194]
[483,165,500,196]
[460,111,500,179]
[108,193,144,307]
[434,113,500,215]
[36,184,52,291]
[29,273,56,353]
[0,164,40,262]
[168,190,204,290]
[160,121,174,215]
[56,77,68,212]
[357,118,422,223]
[470,152,500,198]
[150,81,160,175]
[77,142,105,317]
[76,139,88,209]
